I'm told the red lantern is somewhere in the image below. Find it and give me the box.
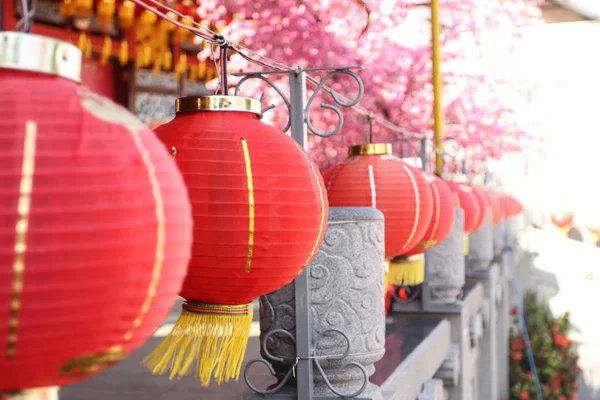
[389,175,456,285]
[487,192,504,225]
[0,32,192,394]
[405,175,456,254]
[144,96,327,386]
[447,182,481,255]
[322,144,433,285]
[551,211,573,229]
[471,187,490,231]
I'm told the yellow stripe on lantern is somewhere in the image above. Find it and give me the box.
[8,121,38,358]
[240,137,255,273]
[368,164,377,208]
[401,163,421,251]
[294,143,326,271]
[124,127,166,341]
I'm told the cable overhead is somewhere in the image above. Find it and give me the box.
[131,0,427,142]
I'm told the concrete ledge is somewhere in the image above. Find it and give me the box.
[379,320,451,400]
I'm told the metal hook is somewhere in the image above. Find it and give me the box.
[367,112,375,143]
[215,35,229,96]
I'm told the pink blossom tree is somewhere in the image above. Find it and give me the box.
[193,0,544,171]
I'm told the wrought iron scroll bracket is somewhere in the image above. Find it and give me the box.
[233,66,364,137]
[244,328,369,398]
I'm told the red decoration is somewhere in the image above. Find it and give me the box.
[145,96,327,386]
[0,36,192,392]
[500,194,524,219]
[447,182,481,235]
[487,191,505,224]
[471,187,490,231]
[551,211,573,231]
[322,144,433,256]
[404,175,456,255]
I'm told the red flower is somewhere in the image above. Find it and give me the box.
[571,392,578,400]
[559,396,567,400]
[525,371,533,378]
[553,331,569,348]
[511,307,519,316]
[512,352,523,361]
[519,391,529,400]
[511,339,525,351]
[552,377,562,390]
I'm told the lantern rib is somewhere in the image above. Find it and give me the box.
[294,143,327,270]
[400,163,421,251]
[123,127,166,341]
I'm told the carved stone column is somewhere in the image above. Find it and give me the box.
[467,207,493,271]
[259,207,386,399]
[425,208,466,301]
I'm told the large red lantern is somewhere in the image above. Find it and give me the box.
[322,144,433,285]
[447,182,481,255]
[0,32,192,395]
[144,96,327,386]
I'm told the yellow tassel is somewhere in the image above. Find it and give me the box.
[142,302,253,387]
[388,254,425,286]
[463,235,469,255]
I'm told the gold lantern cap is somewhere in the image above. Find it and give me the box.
[0,32,82,83]
[175,95,262,116]
[348,143,392,156]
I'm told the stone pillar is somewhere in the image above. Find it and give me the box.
[259,207,386,399]
[467,207,494,271]
[425,207,466,301]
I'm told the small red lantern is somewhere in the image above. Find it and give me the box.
[322,144,433,285]
[487,191,504,225]
[447,182,481,255]
[145,95,328,386]
[0,32,192,394]
[398,175,456,282]
[471,187,490,231]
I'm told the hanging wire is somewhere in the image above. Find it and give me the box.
[133,0,428,142]
[209,44,221,94]
[367,112,375,143]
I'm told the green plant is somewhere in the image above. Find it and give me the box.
[509,291,581,400]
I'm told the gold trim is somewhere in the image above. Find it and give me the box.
[348,143,392,156]
[175,96,262,116]
[60,345,126,378]
[1,386,60,400]
[241,137,255,273]
[368,165,376,208]
[8,121,38,358]
[0,32,82,83]
[295,143,327,272]
[463,235,469,255]
[124,128,166,341]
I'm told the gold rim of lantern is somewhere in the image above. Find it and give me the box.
[1,386,59,400]
[0,32,82,83]
[175,96,262,116]
[348,143,392,156]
